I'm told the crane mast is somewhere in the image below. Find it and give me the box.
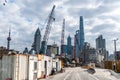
[60,19,65,55]
[40,5,55,54]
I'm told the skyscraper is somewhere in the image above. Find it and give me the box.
[75,16,85,59]
[67,35,73,59]
[79,16,85,51]
[96,35,108,61]
[67,35,71,46]
[75,30,80,58]
[67,35,72,55]
[96,35,106,50]
[31,28,41,54]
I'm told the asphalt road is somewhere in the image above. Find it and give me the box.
[40,67,120,80]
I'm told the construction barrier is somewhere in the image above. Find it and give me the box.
[116,60,120,73]
[104,61,113,70]
[104,61,120,73]
[81,66,90,69]
[61,60,64,68]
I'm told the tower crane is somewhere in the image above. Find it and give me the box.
[40,5,55,54]
[60,19,65,55]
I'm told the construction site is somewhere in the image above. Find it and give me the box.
[0,0,120,80]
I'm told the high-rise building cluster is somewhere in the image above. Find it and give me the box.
[1,5,117,75]
[6,15,110,65]
[4,14,111,67]
[59,16,110,65]
[1,4,120,80]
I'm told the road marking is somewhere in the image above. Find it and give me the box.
[76,71,81,80]
[63,71,72,80]
[89,74,100,80]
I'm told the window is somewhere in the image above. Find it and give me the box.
[33,73,37,80]
[34,62,37,70]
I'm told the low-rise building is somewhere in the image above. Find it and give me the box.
[28,55,38,80]
[1,54,28,80]
[46,43,59,57]
[0,52,62,80]
[41,55,53,77]
[52,58,62,72]
[0,47,8,58]
[81,42,97,64]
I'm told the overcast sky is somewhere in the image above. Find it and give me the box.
[0,0,120,54]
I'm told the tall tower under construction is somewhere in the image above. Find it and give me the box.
[7,28,11,50]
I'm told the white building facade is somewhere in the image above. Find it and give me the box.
[0,53,62,80]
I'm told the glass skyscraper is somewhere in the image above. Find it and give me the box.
[75,16,85,58]
[96,35,106,50]
[67,35,72,55]
[79,16,85,51]
[32,28,41,54]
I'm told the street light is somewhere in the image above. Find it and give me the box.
[113,38,118,60]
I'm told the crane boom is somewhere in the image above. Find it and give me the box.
[40,5,55,54]
[43,5,55,41]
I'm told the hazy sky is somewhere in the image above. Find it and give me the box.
[0,0,120,54]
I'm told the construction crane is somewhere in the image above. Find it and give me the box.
[40,5,55,54]
[60,19,65,55]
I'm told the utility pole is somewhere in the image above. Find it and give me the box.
[113,38,118,60]
[113,38,118,72]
